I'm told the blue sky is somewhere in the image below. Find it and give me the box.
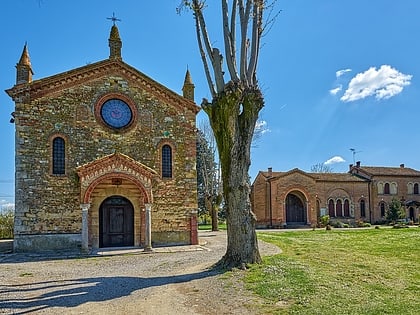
[1,0,419,208]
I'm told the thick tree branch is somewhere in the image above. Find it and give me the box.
[247,1,263,85]
[222,0,239,81]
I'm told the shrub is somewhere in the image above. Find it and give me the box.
[0,210,14,239]
[332,221,343,228]
[320,215,330,227]
[363,222,371,228]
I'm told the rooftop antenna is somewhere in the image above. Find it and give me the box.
[350,148,361,165]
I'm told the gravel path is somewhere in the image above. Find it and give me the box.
[0,231,280,315]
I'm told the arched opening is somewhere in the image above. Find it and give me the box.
[285,192,306,224]
[409,207,414,221]
[344,199,350,217]
[336,200,343,217]
[99,196,134,248]
[328,199,335,217]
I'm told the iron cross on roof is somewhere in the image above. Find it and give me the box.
[107,12,121,25]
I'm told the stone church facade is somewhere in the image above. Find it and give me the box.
[252,162,420,228]
[6,25,200,252]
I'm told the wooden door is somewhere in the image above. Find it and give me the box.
[286,194,305,223]
[100,196,134,247]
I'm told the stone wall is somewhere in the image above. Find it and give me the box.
[12,66,198,251]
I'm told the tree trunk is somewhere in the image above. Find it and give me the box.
[211,204,219,231]
[203,82,263,269]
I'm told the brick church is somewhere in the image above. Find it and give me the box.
[252,162,420,228]
[6,24,200,252]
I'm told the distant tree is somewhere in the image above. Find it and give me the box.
[386,198,406,223]
[311,163,333,173]
[0,204,14,239]
[196,124,223,231]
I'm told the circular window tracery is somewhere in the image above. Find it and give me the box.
[101,99,133,129]
[95,93,137,131]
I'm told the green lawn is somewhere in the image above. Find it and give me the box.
[198,223,227,230]
[245,228,419,315]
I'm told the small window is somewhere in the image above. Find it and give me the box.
[161,144,172,178]
[384,183,390,195]
[414,183,419,195]
[360,200,366,217]
[52,137,65,175]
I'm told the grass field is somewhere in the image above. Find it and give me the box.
[245,228,419,315]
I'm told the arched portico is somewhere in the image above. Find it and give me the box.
[76,153,157,250]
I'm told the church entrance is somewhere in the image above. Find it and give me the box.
[99,196,134,247]
[285,192,306,225]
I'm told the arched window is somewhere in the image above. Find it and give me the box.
[407,183,414,194]
[360,200,366,217]
[336,200,343,217]
[384,183,390,195]
[414,183,419,195]
[52,136,65,175]
[377,182,384,194]
[390,182,397,195]
[380,202,386,217]
[328,199,335,217]
[344,199,350,217]
[161,144,172,178]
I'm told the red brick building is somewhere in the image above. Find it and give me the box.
[251,162,420,228]
[6,25,200,252]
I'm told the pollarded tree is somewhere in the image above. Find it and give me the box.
[179,0,276,268]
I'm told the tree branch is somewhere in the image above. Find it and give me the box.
[222,0,239,82]
[247,1,263,85]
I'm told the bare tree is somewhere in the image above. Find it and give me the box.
[179,0,276,268]
[310,163,333,173]
[197,122,223,231]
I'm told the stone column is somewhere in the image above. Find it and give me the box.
[144,203,153,252]
[80,203,90,253]
[190,209,198,245]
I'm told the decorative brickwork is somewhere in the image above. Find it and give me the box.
[6,25,200,252]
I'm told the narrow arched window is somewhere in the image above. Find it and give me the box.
[161,144,172,178]
[52,137,65,175]
[360,200,366,217]
[344,199,350,217]
[380,202,386,217]
[384,183,390,195]
[414,183,419,195]
[336,200,343,217]
[328,199,335,217]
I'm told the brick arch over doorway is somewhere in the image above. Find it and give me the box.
[285,191,307,225]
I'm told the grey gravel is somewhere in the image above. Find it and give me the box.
[0,230,280,315]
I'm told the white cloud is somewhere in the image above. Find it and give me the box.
[324,156,346,165]
[341,65,412,102]
[254,119,270,135]
[329,85,342,95]
[336,68,352,78]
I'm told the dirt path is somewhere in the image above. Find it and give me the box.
[0,231,280,315]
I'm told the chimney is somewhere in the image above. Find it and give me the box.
[356,161,361,168]
[268,167,272,177]
[400,164,405,168]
